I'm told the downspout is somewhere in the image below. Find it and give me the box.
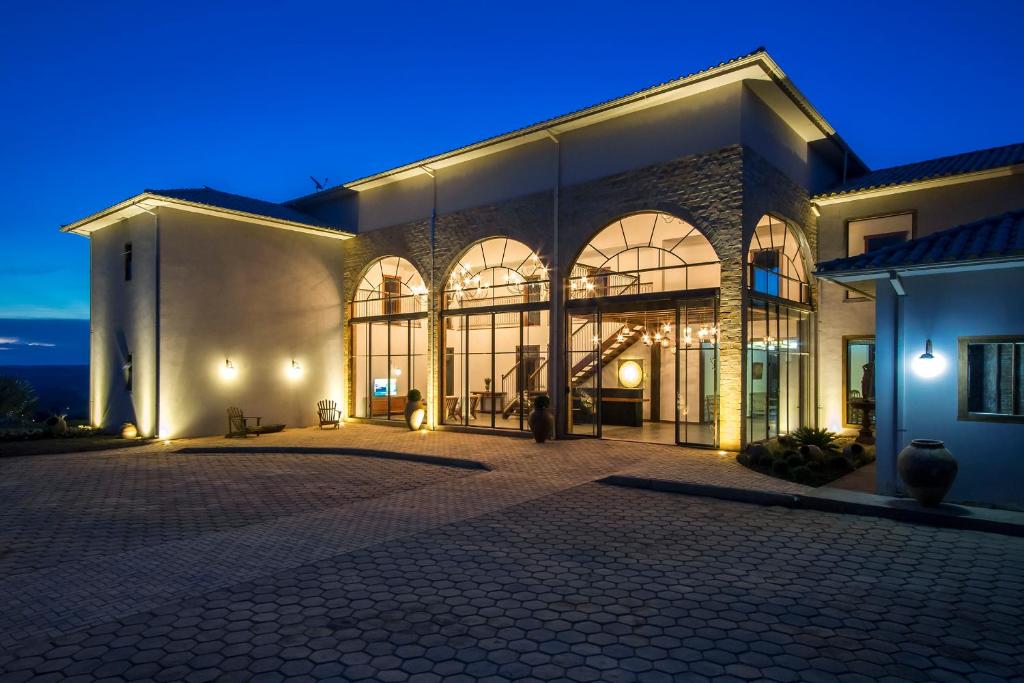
[545,130,561,436]
[424,165,437,429]
[889,272,907,494]
[154,210,160,439]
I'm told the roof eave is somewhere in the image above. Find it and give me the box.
[61,193,354,240]
[817,255,1024,282]
[812,162,1024,204]
[288,50,859,203]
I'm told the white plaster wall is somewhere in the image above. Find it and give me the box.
[816,173,1024,435]
[337,82,754,232]
[875,268,1024,509]
[89,214,158,435]
[157,210,345,437]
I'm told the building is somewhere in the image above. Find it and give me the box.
[818,211,1024,508]
[63,49,1023,467]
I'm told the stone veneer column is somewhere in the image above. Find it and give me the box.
[716,249,745,452]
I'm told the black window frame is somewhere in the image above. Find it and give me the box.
[958,335,1024,423]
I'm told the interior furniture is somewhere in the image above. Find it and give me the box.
[371,395,407,417]
[473,391,506,414]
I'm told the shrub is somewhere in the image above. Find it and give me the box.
[533,394,551,410]
[790,426,840,452]
[407,388,422,402]
[737,451,751,467]
[0,376,37,421]
[807,460,823,473]
[786,453,804,468]
[790,465,812,484]
[771,460,790,477]
[825,456,852,474]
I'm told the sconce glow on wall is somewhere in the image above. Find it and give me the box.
[287,360,303,380]
[618,359,644,389]
[220,359,237,380]
[911,339,946,379]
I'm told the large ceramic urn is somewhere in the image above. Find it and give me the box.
[528,395,554,443]
[897,439,958,507]
[404,390,425,431]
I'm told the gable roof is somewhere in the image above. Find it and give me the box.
[143,187,343,231]
[816,142,1024,199]
[288,48,865,202]
[816,209,1024,278]
[61,187,352,239]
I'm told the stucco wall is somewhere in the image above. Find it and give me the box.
[816,173,1024,435]
[874,267,1024,509]
[157,210,345,438]
[90,214,158,436]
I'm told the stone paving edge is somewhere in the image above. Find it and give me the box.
[173,445,491,470]
[599,474,1024,538]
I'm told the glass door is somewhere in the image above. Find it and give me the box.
[567,311,599,436]
[677,300,718,446]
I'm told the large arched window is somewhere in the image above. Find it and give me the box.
[569,211,720,300]
[746,215,810,304]
[444,237,549,310]
[350,256,427,422]
[351,256,427,318]
[441,238,549,432]
[745,216,812,442]
[565,212,721,447]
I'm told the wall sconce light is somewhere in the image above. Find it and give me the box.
[288,360,303,379]
[221,359,237,379]
[911,339,945,379]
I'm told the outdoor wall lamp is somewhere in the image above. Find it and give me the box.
[912,339,945,379]
[221,359,237,380]
[288,360,303,379]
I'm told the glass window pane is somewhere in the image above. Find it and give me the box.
[467,314,492,427]
[568,312,599,436]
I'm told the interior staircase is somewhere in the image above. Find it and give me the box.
[570,324,644,387]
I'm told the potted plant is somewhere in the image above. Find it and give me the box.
[898,439,958,506]
[404,389,425,431]
[528,394,554,443]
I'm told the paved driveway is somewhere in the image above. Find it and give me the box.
[1,430,1022,682]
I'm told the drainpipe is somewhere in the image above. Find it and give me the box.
[154,210,160,439]
[423,165,437,429]
[545,129,561,436]
[888,272,907,495]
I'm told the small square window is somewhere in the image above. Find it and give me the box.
[124,242,133,282]
[958,336,1023,422]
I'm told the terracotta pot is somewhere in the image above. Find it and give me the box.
[798,444,824,462]
[898,439,957,507]
[45,415,68,437]
[842,443,865,466]
[404,400,425,431]
[120,422,138,439]
[528,407,554,443]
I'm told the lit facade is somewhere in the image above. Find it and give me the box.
[63,49,1023,459]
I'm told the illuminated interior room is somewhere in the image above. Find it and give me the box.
[566,212,721,446]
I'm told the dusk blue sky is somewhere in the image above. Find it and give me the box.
[1,1,1021,353]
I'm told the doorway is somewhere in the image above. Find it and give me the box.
[566,299,718,447]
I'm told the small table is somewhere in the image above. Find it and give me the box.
[472,391,506,414]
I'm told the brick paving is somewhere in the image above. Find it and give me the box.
[1,425,1022,681]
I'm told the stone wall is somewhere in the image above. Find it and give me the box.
[339,143,813,449]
